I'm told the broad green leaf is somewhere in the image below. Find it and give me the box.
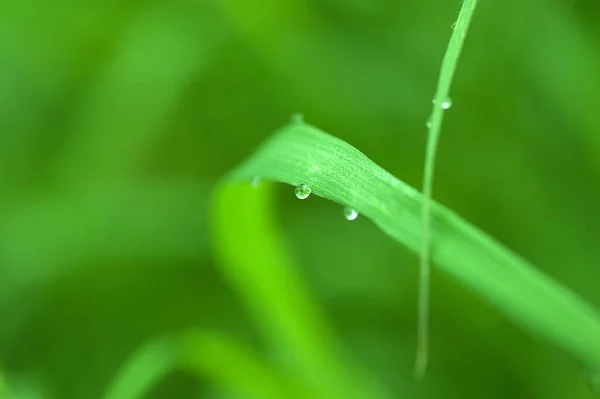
[219,120,600,375]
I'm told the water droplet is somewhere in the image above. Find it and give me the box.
[432,97,452,110]
[441,97,452,109]
[251,176,261,187]
[451,21,457,30]
[426,116,432,129]
[344,207,359,221]
[291,113,305,124]
[295,184,311,200]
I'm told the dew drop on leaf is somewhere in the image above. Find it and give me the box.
[344,207,359,221]
[295,184,311,199]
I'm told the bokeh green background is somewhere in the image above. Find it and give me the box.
[1,0,600,398]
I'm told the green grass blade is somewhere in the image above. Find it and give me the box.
[101,337,176,399]
[102,331,311,399]
[421,0,479,378]
[182,331,313,399]
[212,182,390,398]
[223,120,600,374]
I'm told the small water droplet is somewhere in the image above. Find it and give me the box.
[451,21,457,30]
[344,207,359,221]
[441,97,452,109]
[251,176,261,187]
[291,113,305,124]
[295,184,311,200]
[426,116,432,129]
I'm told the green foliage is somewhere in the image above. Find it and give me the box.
[1,0,600,398]
[212,182,392,398]
[220,121,600,374]
[0,369,12,399]
[102,332,312,399]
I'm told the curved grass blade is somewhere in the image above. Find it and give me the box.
[101,337,175,399]
[421,0,479,378]
[223,120,600,375]
[212,182,391,398]
[102,331,311,399]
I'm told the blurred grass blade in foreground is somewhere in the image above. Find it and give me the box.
[212,182,390,398]
[103,331,309,399]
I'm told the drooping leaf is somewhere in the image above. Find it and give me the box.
[219,120,600,374]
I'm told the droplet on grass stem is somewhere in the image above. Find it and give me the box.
[432,97,452,110]
[295,184,311,199]
[441,97,452,109]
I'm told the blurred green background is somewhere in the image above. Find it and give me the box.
[1,0,600,398]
